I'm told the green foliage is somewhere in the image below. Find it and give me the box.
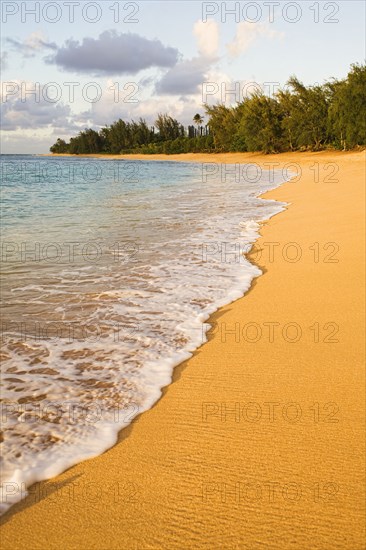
[155,114,182,141]
[50,64,365,156]
[327,64,366,149]
[204,103,242,151]
[68,128,103,154]
[282,77,329,150]
[236,95,284,153]
[49,138,69,154]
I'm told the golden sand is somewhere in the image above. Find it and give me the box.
[1,151,365,549]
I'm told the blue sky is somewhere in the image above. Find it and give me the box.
[1,0,365,153]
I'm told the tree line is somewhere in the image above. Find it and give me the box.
[50,64,365,155]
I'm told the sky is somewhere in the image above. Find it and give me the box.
[1,0,365,153]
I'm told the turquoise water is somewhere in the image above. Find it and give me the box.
[0,155,287,513]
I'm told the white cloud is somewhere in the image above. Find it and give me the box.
[226,22,284,58]
[46,31,179,75]
[1,131,59,154]
[193,20,219,58]
[25,31,51,50]
[1,52,9,70]
[6,31,57,57]
[0,80,75,132]
[84,79,210,127]
[87,80,185,126]
[155,57,209,96]
[153,20,220,98]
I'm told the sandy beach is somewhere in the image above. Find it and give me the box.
[1,150,365,549]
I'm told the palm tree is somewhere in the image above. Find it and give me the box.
[193,113,204,125]
[193,113,204,136]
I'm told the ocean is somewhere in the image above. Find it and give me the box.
[0,155,287,513]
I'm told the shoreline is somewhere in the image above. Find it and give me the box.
[1,151,365,549]
[1,156,289,515]
[42,149,363,163]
